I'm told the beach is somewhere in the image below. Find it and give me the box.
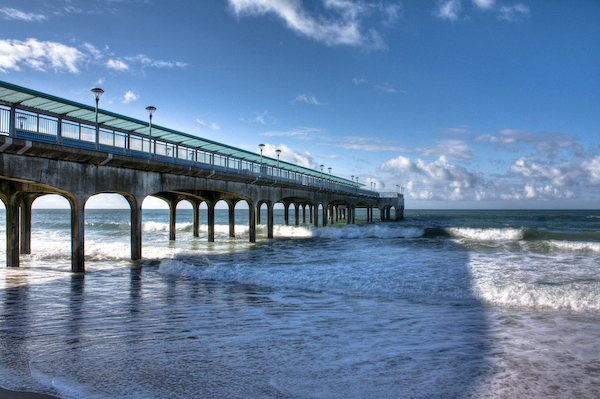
[1,208,599,398]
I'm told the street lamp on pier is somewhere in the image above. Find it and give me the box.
[258,144,265,163]
[91,88,104,149]
[276,149,281,167]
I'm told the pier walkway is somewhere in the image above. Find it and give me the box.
[0,81,403,272]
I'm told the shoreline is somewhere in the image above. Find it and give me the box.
[0,387,61,399]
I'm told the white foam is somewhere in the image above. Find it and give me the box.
[447,227,524,241]
[548,240,600,253]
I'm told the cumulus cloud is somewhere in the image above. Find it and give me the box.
[123,90,138,103]
[228,0,390,50]
[262,143,317,169]
[0,7,47,21]
[210,123,221,131]
[292,94,326,106]
[334,136,411,152]
[434,0,461,22]
[0,38,84,73]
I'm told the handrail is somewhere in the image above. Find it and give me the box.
[0,105,377,198]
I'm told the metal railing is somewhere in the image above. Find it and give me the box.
[379,192,404,198]
[0,105,377,198]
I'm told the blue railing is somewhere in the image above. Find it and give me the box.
[0,105,376,197]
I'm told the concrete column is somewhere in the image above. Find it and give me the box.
[267,203,274,239]
[229,203,236,238]
[284,203,290,226]
[294,204,300,227]
[322,205,328,227]
[20,195,36,255]
[313,205,319,227]
[309,205,313,224]
[207,201,215,242]
[130,197,143,260]
[248,202,256,243]
[302,204,306,224]
[329,205,334,224]
[347,208,351,224]
[351,206,355,224]
[70,196,87,273]
[169,200,177,241]
[6,192,20,267]
[256,205,262,225]
[192,200,201,238]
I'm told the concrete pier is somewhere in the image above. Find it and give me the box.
[0,81,404,272]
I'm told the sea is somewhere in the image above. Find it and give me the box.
[0,208,599,399]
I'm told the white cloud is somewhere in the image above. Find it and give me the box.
[498,3,530,21]
[107,59,129,71]
[0,7,47,21]
[123,90,138,103]
[0,38,84,73]
[262,143,317,169]
[474,129,583,158]
[353,78,368,85]
[211,123,221,131]
[334,136,411,152]
[472,0,494,10]
[415,139,475,161]
[292,94,326,106]
[434,0,461,22]
[228,0,388,50]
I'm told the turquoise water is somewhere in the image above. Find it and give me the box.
[0,209,599,398]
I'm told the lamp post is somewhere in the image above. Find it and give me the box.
[276,149,281,167]
[91,88,104,149]
[259,144,265,163]
[145,106,156,155]
[17,115,27,130]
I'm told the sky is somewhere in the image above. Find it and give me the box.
[0,0,599,209]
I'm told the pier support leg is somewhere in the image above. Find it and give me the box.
[256,205,261,225]
[267,203,274,239]
[313,205,319,228]
[329,205,334,225]
[229,203,236,238]
[130,197,142,260]
[70,196,87,273]
[351,206,355,224]
[20,195,36,255]
[294,204,299,227]
[302,205,306,224]
[322,205,328,227]
[208,202,215,242]
[169,201,177,241]
[249,203,256,243]
[309,205,313,224]
[284,203,290,226]
[6,192,20,267]
[193,201,201,238]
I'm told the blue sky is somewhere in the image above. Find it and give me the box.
[1,0,599,209]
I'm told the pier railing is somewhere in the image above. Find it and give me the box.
[0,105,376,198]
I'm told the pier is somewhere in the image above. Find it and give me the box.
[0,81,403,272]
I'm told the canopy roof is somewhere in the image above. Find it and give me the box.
[0,80,359,187]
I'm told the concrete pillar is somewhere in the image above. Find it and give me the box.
[329,205,334,224]
[248,202,256,243]
[193,201,201,238]
[313,205,319,227]
[302,204,306,224]
[70,196,87,273]
[207,201,215,242]
[20,195,36,255]
[322,204,328,227]
[284,203,290,226]
[256,205,262,225]
[351,206,355,224]
[267,203,274,239]
[169,200,177,241]
[309,205,313,224]
[6,192,20,267]
[294,204,299,227]
[347,208,351,225]
[130,197,143,260]
[229,203,236,238]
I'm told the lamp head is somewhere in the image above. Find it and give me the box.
[91,88,104,100]
[145,106,157,116]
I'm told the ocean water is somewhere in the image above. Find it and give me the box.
[0,208,599,398]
